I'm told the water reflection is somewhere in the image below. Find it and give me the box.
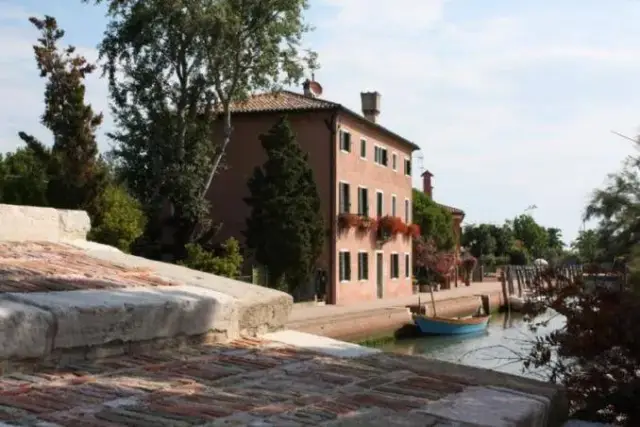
[375,311,564,381]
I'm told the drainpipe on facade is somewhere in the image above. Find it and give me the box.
[324,109,339,305]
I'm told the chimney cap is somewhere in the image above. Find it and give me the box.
[303,78,323,97]
[421,170,434,177]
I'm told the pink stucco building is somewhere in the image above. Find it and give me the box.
[207,81,419,304]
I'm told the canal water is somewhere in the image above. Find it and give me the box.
[370,311,565,381]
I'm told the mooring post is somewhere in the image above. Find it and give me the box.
[515,267,523,297]
[480,294,491,316]
[500,269,509,311]
[507,266,515,295]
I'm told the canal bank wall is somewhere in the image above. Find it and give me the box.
[287,289,505,341]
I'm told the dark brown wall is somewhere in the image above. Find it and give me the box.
[205,110,334,269]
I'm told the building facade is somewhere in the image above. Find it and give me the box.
[206,83,419,304]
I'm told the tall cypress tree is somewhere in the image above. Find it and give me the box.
[245,117,324,294]
[18,16,105,211]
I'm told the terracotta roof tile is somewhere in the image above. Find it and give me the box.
[230,91,338,113]
[228,90,420,151]
[437,202,465,216]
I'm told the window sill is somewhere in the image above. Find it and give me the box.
[340,280,350,283]
[340,149,351,154]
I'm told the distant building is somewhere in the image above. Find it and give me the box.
[206,80,419,304]
[420,170,465,256]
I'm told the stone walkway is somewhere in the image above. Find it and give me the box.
[0,336,564,426]
[289,281,504,323]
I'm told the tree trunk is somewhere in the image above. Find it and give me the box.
[201,106,232,199]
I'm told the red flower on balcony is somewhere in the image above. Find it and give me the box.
[405,223,420,238]
[337,213,360,231]
[377,216,408,241]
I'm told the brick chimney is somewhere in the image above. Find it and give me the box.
[360,92,381,123]
[422,170,433,199]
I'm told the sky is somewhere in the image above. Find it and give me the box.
[1,0,640,244]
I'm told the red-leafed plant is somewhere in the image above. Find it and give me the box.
[460,253,477,286]
[413,236,457,277]
[405,223,420,238]
[337,213,359,231]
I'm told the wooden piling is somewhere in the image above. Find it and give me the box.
[480,294,491,316]
[500,269,509,311]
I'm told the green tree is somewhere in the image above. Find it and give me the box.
[546,227,564,250]
[86,0,316,258]
[571,229,601,264]
[487,223,514,257]
[412,189,455,251]
[513,214,549,258]
[18,16,106,212]
[180,238,243,279]
[88,184,146,252]
[244,117,324,294]
[585,152,640,261]
[461,223,496,258]
[0,148,48,206]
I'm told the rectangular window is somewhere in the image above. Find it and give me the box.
[357,187,369,216]
[391,195,397,217]
[374,146,388,166]
[390,253,400,279]
[404,158,412,176]
[392,153,397,171]
[360,139,367,159]
[339,251,351,282]
[405,253,410,278]
[339,182,350,214]
[376,191,384,217]
[358,252,369,280]
[404,199,410,223]
[340,130,351,152]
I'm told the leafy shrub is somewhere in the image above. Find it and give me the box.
[508,246,529,265]
[87,184,146,252]
[524,268,640,425]
[180,238,243,279]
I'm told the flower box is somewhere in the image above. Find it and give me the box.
[337,213,360,231]
[356,216,376,232]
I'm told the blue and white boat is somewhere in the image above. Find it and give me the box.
[413,313,490,336]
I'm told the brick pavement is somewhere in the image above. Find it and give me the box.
[0,336,561,426]
[0,242,178,293]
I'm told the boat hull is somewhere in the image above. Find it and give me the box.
[413,315,490,336]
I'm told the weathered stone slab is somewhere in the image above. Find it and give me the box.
[0,299,53,359]
[263,330,381,358]
[68,241,294,335]
[7,285,238,350]
[563,422,613,427]
[0,204,90,241]
[418,386,550,427]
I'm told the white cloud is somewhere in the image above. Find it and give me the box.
[311,0,640,243]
